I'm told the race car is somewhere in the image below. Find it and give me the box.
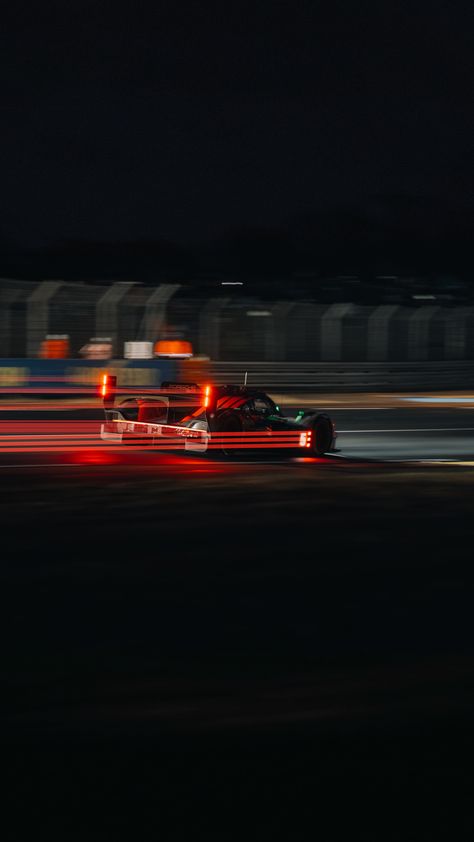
[99,375,336,456]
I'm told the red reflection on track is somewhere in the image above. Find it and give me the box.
[69,449,121,466]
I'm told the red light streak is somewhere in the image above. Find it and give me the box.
[0,397,312,457]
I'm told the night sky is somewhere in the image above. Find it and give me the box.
[1,1,473,260]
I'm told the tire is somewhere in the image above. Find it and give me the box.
[310,413,334,456]
[215,411,243,456]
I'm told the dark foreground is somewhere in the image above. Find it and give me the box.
[3,459,474,840]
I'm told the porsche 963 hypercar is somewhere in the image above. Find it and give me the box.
[100,375,336,456]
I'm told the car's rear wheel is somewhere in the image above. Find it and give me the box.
[215,411,243,456]
[310,413,334,456]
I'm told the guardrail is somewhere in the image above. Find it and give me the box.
[207,361,474,392]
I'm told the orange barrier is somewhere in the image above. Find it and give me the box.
[154,340,193,358]
[39,336,70,358]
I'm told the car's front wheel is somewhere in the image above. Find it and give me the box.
[310,413,334,456]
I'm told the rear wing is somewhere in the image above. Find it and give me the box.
[99,375,256,419]
[99,374,219,425]
[161,381,200,390]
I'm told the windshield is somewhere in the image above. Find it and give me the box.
[252,396,278,416]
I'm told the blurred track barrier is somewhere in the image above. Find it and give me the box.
[0,367,28,386]
[0,359,178,392]
[1,358,474,397]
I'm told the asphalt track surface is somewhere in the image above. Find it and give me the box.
[3,398,474,840]
[1,403,474,465]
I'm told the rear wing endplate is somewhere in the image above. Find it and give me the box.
[100,373,117,408]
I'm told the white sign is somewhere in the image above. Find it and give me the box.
[123,341,154,359]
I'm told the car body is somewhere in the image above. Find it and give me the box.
[100,376,337,456]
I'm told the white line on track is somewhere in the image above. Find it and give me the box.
[0,463,88,468]
[338,427,474,433]
[288,407,393,411]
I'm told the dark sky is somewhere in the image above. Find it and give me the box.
[1,0,473,249]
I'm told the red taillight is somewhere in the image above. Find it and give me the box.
[203,384,211,408]
[100,373,116,405]
[306,430,312,448]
